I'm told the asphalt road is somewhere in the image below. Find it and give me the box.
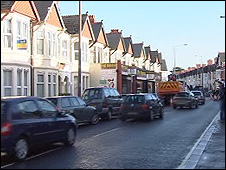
[1,98,220,169]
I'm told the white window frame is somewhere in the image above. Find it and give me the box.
[48,74,52,97]
[53,74,57,96]
[17,20,22,40]
[24,70,28,96]
[3,19,12,48]
[36,30,44,55]
[74,42,79,60]
[3,70,13,96]
[53,34,56,57]
[47,32,52,57]
[57,38,61,57]
[37,74,44,97]
[62,40,68,57]
[17,69,22,96]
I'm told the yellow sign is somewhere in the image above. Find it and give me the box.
[101,63,116,69]
[17,39,27,50]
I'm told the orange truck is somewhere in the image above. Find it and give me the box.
[157,81,186,105]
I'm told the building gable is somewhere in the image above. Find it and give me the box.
[46,4,62,28]
[127,43,133,55]
[140,49,145,59]
[97,28,107,46]
[118,38,124,51]
[11,1,37,20]
[82,19,93,40]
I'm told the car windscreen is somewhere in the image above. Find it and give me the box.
[124,95,145,103]
[46,98,58,106]
[1,101,7,123]
[82,89,103,100]
[176,93,189,98]
[192,92,202,96]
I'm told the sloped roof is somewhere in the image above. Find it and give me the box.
[62,14,87,34]
[144,46,151,60]
[33,1,53,21]
[91,22,102,40]
[1,1,14,10]
[106,33,121,49]
[123,37,132,52]
[158,53,162,64]
[133,43,143,58]
[161,59,168,71]
[150,50,158,63]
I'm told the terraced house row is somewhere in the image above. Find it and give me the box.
[1,1,168,98]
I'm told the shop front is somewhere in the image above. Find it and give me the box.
[147,71,156,93]
[136,69,148,93]
[121,65,132,94]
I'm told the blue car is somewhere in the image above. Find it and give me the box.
[1,96,77,161]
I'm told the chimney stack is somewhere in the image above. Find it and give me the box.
[89,15,96,23]
[207,59,213,65]
[111,29,121,34]
[196,64,201,68]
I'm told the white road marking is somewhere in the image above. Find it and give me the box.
[1,147,61,169]
[92,127,121,138]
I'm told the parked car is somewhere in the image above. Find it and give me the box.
[172,91,198,109]
[46,96,99,125]
[82,87,123,120]
[191,90,206,104]
[120,94,164,121]
[1,96,77,161]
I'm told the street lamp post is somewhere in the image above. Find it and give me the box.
[78,1,82,97]
[173,44,188,74]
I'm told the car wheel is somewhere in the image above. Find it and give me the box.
[91,114,99,125]
[107,109,112,120]
[173,105,177,109]
[64,128,75,146]
[14,137,29,161]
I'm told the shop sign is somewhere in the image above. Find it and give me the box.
[128,68,137,75]
[99,80,107,86]
[137,70,146,78]
[147,73,155,80]
[122,65,129,75]
[17,39,27,50]
[101,63,116,69]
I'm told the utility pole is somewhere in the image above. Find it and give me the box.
[78,1,82,97]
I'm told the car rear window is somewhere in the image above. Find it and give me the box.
[176,93,189,97]
[1,101,7,122]
[124,95,145,103]
[47,98,58,106]
[192,92,202,96]
[82,89,103,100]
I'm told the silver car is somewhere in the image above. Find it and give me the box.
[191,91,206,105]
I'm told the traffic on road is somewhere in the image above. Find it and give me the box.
[1,87,221,169]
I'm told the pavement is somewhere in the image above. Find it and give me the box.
[177,111,225,169]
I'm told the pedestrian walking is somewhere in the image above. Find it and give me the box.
[218,80,225,121]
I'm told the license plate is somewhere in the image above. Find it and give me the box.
[128,112,137,115]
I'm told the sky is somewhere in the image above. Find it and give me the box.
[59,1,225,72]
